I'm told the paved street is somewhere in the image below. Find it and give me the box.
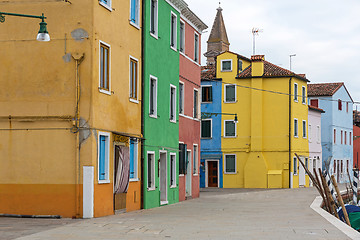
[1,187,355,240]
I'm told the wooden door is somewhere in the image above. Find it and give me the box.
[207,161,218,187]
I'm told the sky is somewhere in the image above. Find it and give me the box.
[185,0,360,106]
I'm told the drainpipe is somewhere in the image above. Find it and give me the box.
[140,0,145,210]
[288,77,293,188]
[72,53,85,218]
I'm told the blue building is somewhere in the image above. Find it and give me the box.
[308,82,353,183]
[200,65,223,188]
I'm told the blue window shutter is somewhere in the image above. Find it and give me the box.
[131,0,136,23]
[99,136,106,180]
[129,139,135,179]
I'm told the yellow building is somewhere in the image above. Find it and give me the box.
[0,0,142,218]
[217,52,309,188]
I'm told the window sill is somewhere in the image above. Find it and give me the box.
[224,101,237,104]
[170,119,177,123]
[99,2,112,11]
[179,113,185,117]
[170,185,177,189]
[147,187,155,191]
[201,137,212,139]
[98,179,110,184]
[293,174,298,176]
[224,136,236,138]
[294,100,298,103]
[224,172,236,175]
[149,114,157,119]
[221,70,232,72]
[129,178,139,182]
[179,174,185,177]
[201,101,213,104]
[99,88,111,95]
[170,46,177,52]
[180,51,185,56]
[129,21,140,30]
[129,98,139,104]
[150,32,158,39]
[294,136,299,138]
[193,173,199,176]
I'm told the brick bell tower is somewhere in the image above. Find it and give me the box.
[204,5,230,66]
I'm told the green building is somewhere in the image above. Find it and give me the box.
[142,0,184,209]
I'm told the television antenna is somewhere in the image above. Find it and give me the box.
[252,28,263,55]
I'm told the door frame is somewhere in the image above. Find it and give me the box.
[299,157,306,186]
[186,149,192,196]
[205,159,220,188]
[159,150,168,205]
[113,142,127,211]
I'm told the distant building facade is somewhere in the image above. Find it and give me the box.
[308,105,324,181]
[308,83,353,183]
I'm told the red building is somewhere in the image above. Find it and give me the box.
[178,10,207,201]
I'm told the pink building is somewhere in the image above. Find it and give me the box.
[308,105,324,179]
[178,10,207,201]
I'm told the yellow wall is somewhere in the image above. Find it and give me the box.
[217,52,309,189]
[0,0,142,218]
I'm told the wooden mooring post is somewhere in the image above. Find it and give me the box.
[331,175,351,226]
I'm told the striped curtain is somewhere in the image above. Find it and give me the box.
[114,145,130,194]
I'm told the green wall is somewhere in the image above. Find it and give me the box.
[142,0,180,209]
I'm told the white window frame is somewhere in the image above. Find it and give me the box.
[149,75,158,118]
[201,85,212,103]
[170,84,177,123]
[194,32,199,63]
[193,144,198,175]
[170,153,177,188]
[294,118,298,137]
[147,151,156,191]
[317,125,320,143]
[293,157,298,175]
[302,86,306,104]
[179,19,185,54]
[99,0,112,11]
[224,154,236,174]
[129,56,139,103]
[98,131,111,184]
[201,118,212,139]
[170,11,177,52]
[302,120,307,139]
[221,59,233,72]
[129,0,140,29]
[99,40,111,95]
[224,84,236,103]
[150,0,158,39]
[179,81,185,115]
[129,138,139,181]
[294,83,298,102]
[224,120,236,138]
[193,88,199,119]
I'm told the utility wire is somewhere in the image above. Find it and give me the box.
[207,78,360,105]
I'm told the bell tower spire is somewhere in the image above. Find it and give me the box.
[204,5,230,66]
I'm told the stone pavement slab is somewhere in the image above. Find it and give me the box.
[1,187,355,239]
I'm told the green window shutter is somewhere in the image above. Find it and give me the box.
[225,121,235,136]
[208,86,213,102]
[226,155,236,173]
[226,85,235,102]
[179,144,187,174]
[201,120,211,138]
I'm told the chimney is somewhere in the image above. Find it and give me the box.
[251,55,265,77]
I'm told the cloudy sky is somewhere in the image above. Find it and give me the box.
[186,0,360,106]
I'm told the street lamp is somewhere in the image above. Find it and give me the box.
[201,112,238,123]
[0,12,50,42]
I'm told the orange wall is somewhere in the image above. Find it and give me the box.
[0,184,76,218]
